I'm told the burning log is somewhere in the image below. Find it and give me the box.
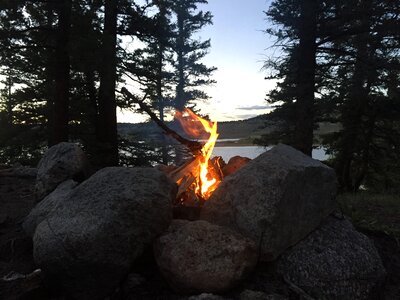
[168,157,201,183]
[168,156,224,205]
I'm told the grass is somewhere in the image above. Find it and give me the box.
[338,192,400,239]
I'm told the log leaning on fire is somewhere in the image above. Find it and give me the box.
[168,157,201,199]
[120,87,203,156]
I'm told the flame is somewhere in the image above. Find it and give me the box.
[175,108,220,200]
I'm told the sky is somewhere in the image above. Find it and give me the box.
[118,0,276,123]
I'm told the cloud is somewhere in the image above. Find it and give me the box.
[235,114,260,120]
[220,113,260,121]
[236,105,273,111]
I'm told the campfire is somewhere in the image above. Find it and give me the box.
[168,108,223,204]
[120,88,234,205]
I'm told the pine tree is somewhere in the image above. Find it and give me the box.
[170,0,216,111]
[320,0,400,191]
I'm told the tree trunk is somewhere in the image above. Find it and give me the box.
[51,0,71,145]
[157,33,169,165]
[97,0,118,166]
[335,2,372,192]
[45,2,55,145]
[175,6,186,111]
[293,0,317,156]
[6,70,13,125]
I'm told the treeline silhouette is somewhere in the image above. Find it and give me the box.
[257,0,400,192]
[0,0,215,167]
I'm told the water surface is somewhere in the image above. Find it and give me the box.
[213,146,328,162]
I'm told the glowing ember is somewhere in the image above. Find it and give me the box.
[175,108,221,200]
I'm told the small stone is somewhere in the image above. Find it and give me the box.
[35,142,89,200]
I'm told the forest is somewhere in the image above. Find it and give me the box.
[0,0,399,193]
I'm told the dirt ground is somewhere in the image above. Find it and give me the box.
[1,168,399,300]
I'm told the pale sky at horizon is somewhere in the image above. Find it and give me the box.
[118,0,276,123]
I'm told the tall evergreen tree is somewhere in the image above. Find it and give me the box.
[170,0,216,111]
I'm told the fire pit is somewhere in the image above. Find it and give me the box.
[18,130,386,299]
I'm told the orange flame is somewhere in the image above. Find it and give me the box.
[175,108,220,199]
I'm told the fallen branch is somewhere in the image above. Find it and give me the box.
[120,87,203,156]
[0,269,42,298]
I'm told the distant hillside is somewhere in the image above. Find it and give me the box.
[117,115,340,143]
[216,114,274,139]
[117,114,275,141]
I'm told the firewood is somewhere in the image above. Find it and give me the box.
[168,157,201,183]
[176,175,196,198]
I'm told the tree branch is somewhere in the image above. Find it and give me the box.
[120,87,203,156]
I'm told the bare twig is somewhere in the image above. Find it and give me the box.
[120,87,203,155]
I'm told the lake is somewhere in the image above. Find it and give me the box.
[212,145,328,162]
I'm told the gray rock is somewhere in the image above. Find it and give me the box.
[35,142,89,200]
[240,290,288,300]
[188,293,226,300]
[277,216,386,300]
[201,144,337,261]
[33,167,176,299]
[23,180,78,237]
[154,220,257,294]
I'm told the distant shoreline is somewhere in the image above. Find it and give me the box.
[215,141,256,147]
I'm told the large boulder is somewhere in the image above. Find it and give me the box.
[23,180,78,237]
[277,216,386,300]
[35,142,89,200]
[154,220,257,294]
[33,167,176,299]
[201,144,337,261]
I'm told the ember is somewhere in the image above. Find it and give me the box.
[171,108,222,202]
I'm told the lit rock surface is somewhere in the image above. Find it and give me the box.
[23,179,78,237]
[201,144,337,261]
[222,156,251,177]
[277,216,386,300]
[33,167,176,299]
[35,142,89,200]
[154,220,257,294]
